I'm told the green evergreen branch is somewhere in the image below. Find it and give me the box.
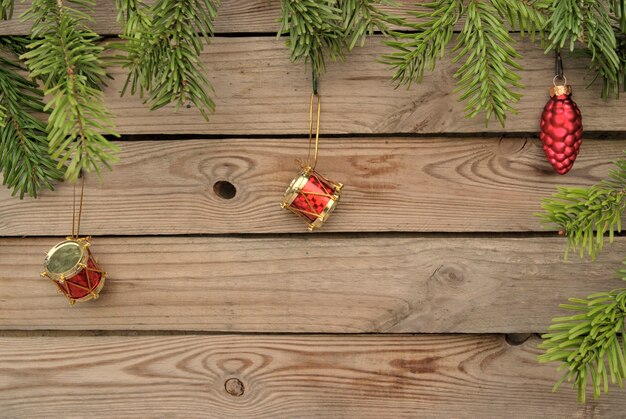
[538,263,626,402]
[382,0,462,87]
[278,0,399,81]
[115,0,218,119]
[539,156,626,260]
[613,0,626,32]
[278,0,345,80]
[452,0,523,126]
[0,55,63,198]
[1,0,14,20]
[490,0,550,41]
[383,0,548,126]
[547,0,624,99]
[340,0,403,50]
[21,0,119,183]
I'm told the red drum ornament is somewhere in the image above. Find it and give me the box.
[41,237,107,305]
[281,92,343,230]
[539,76,583,175]
[282,165,343,230]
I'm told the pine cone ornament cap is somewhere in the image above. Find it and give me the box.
[539,81,583,175]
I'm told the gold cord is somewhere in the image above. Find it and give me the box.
[71,171,86,239]
[71,180,76,238]
[306,92,321,170]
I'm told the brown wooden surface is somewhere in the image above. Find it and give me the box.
[97,37,626,135]
[0,34,623,134]
[2,236,624,332]
[0,137,621,236]
[3,3,626,412]
[1,0,418,35]
[0,334,621,418]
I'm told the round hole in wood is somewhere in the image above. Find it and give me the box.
[224,378,245,397]
[213,181,237,200]
[505,333,532,346]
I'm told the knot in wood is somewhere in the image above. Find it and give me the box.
[224,378,245,397]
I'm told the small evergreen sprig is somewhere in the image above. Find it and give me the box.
[452,0,524,126]
[382,0,549,126]
[539,156,626,260]
[115,0,218,119]
[382,0,462,87]
[1,0,14,20]
[538,264,626,403]
[547,0,624,99]
[278,0,344,80]
[0,50,63,198]
[21,0,119,183]
[278,0,400,81]
[340,0,403,50]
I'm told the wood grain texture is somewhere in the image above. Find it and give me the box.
[0,137,621,236]
[0,334,622,418]
[0,35,624,134]
[1,236,624,332]
[0,0,420,35]
[100,37,626,135]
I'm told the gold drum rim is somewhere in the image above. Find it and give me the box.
[43,239,89,282]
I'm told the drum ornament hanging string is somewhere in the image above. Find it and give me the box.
[539,50,583,175]
[281,77,343,230]
[41,172,107,305]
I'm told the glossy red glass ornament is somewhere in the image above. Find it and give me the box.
[539,84,583,175]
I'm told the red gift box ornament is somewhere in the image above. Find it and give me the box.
[539,52,583,175]
[281,93,343,230]
[40,172,107,305]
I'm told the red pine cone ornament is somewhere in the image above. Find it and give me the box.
[539,80,583,175]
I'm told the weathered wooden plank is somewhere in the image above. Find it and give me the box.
[0,137,621,235]
[0,0,418,35]
[0,334,621,418]
[0,35,623,133]
[99,37,626,135]
[1,236,624,332]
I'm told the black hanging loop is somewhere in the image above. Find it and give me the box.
[555,49,564,79]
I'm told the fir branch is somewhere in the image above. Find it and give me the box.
[490,0,550,41]
[539,156,626,260]
[0,54,63,198]
[547,0,623,99]
[115,0,218,119]
[613,0,626,32]
[382,0,462,87]
[278,0,345,80]
[538,263,626,402]
[382,0,548,126]
[278,0,399,80]
[21,0,119,183]
[340,0,403,50]
[1,0,14,20]
[452,0,523,126]
[0,104,6,127]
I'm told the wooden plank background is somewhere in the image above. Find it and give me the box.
[102,38,626,135]
[3,334,624,418]
[0,0,428,35]
[1,236,625,332]
[0,137,622,235]
[2,1,626,416]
